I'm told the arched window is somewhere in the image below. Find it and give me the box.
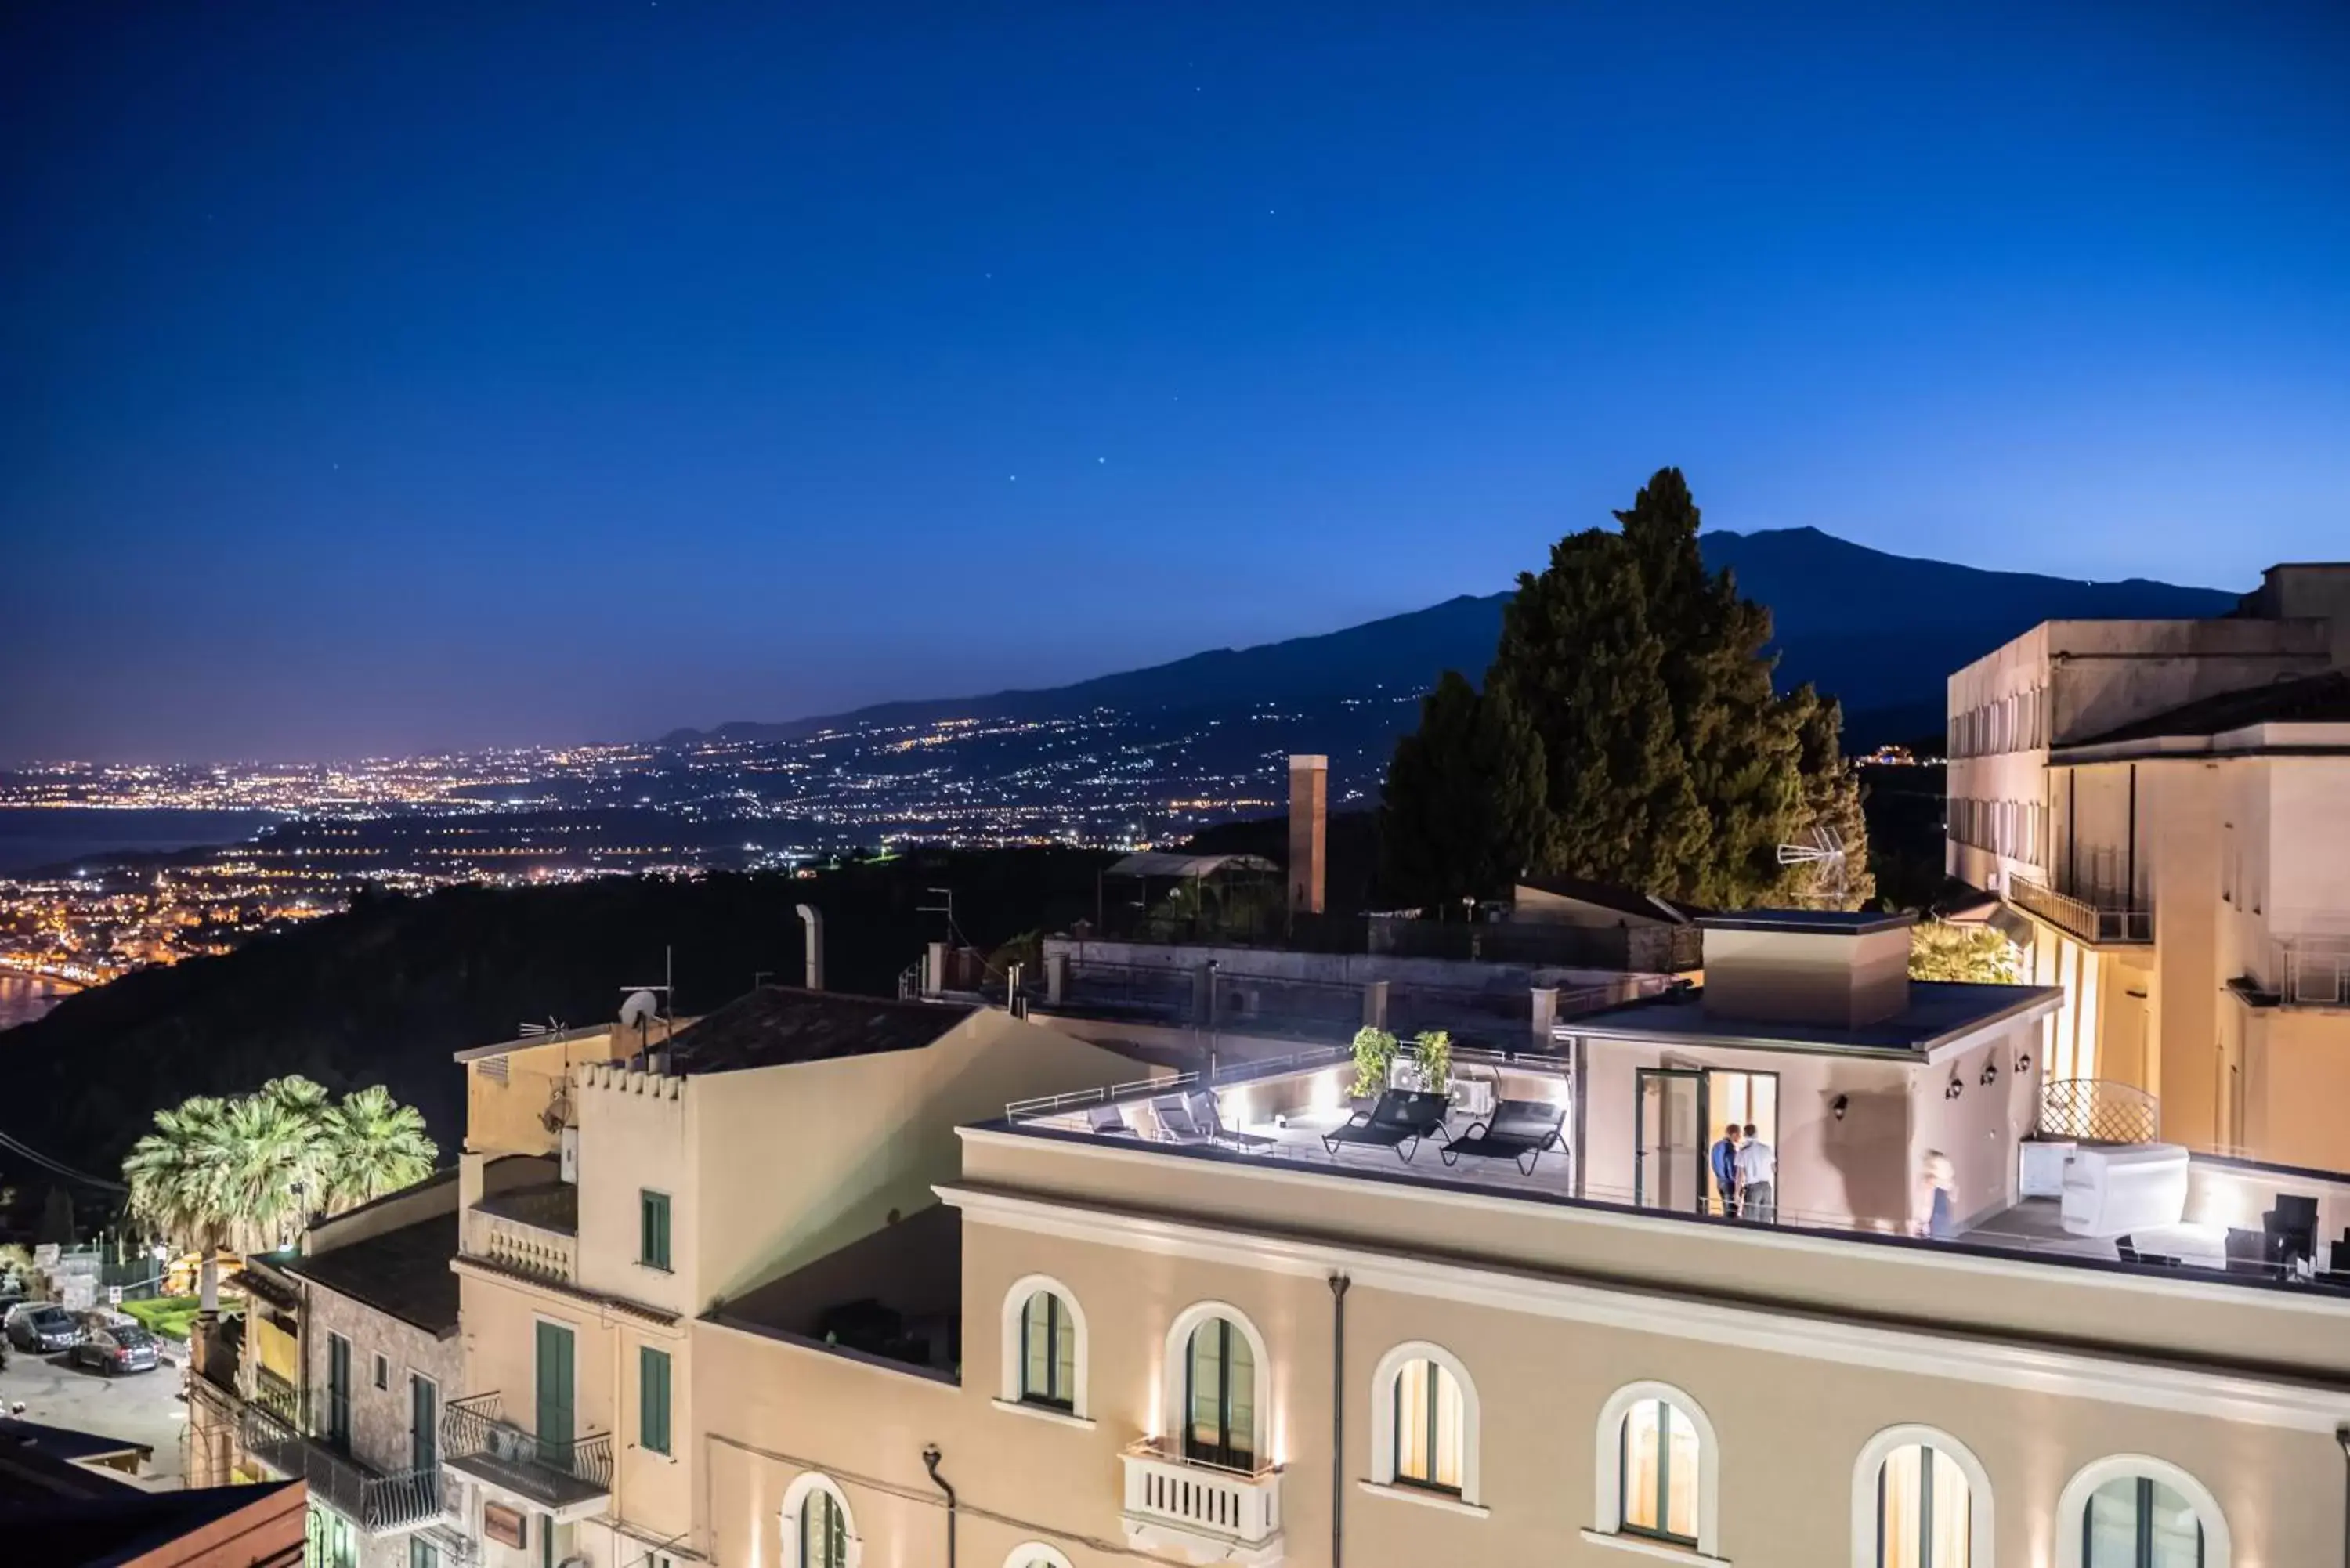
[1161,1302,1271,1473]
[1592,1382,1719,1555]
[1368,1342,1482,1505]
[1187,1316,1256,1469]
[2058,1457,2230,1568]
[997,1276,1088,1419]
[780,1473,859,1568]
[1851,1426,1990,1568]
[1020,1291,1076,1407]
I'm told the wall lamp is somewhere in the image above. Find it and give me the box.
[1980,1060,2000,1086]
[1831,1093,1849,1122]
[2016,1051,2032,1075]
[1945,1073,1965,1100]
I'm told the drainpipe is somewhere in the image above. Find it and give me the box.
[1329,1274,1350,1568]
[922,1443,956,1568]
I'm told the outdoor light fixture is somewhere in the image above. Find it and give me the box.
[1980,1060,2000,1086]
[1945,1074,1965,1100]
[2016,1051,2032,1075]
[1831,1093,1849,1121]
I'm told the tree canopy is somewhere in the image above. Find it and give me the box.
[1380,468,1872,910]
[123,1075,437,1308]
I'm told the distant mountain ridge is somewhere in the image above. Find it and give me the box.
[665,528,2240,749]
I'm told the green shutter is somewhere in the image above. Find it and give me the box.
[641,1190,671,1270]
[535,1321,575,1456]
[640,1346,672,1455]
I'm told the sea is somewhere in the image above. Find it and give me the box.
[0,806,283,1031]
[0,805,282,876]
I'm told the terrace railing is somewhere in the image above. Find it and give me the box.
[2007,877,2153,945]
[441,1393,613,1508]
[238,1397,442,1534]
[2276,936,2350,1008]
[2037,1078,2160,1146]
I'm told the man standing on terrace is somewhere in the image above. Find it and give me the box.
[1736,1123,1777,1223]
[1709,1122,1741,1216]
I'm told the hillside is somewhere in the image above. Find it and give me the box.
[0,849,1115,1196]
[665,527,2238,749]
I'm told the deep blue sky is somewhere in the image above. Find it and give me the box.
[5,2,2346,764]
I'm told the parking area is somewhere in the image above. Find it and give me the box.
[0,1342,190,1485]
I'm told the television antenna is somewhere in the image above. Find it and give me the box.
[1775,826,1849,906]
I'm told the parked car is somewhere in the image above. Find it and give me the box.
[73,1321,158,1375]
[6,1304,81,1354]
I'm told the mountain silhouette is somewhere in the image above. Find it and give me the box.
[665,527,2238,749]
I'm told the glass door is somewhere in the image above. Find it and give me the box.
[1635,1069,1708,1213]
[324,1334,352,1452]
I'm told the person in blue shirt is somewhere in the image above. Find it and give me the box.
[1708,1123,1741,1216]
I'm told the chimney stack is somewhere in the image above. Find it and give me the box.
[1288,754,1328,916]
[796,903,825,992]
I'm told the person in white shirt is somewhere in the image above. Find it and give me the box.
[1734,1122,1776,1223]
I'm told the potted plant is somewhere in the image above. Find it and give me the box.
[1348,1027,1398,1100]
[1411,1029,1454,1098]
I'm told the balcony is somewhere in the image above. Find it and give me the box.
[2273,937,2350,1009]
[464,1202,578,1285]
[238,1399,443,1535]
[1119,1436,1284,1566]
[2006,877,2153,946]
[440,1392,612,1519]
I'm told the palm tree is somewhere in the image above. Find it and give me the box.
[320,1086,438,1212]
[124,1095,237,1313]
[216,1077,331,1252]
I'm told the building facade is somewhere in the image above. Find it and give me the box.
[423,920,2350,1568]
[1945,563,2350,1165]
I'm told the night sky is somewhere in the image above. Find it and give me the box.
[5,3,2346,764]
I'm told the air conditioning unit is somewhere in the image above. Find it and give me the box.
[559,1125,579,1184]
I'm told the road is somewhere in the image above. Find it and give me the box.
[1,1342,190,1486]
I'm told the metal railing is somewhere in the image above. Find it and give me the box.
[238,1398,443,1534]
[2037,1078,2160,1146]
[2276,936,2350,1008]
[2006,877,2153,945]
[441,1392,613,1504]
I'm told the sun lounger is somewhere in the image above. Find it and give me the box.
[1188,1090,1274,1152]
[1321,1089,1452,1163]
[1437,1098,1565,1176]
[1087,1103,1137,1136]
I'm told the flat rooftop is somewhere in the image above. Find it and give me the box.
[1565,980,2059,1059]
[992,1053,2350,1306]
[707,1205,961,1382]
[1697,909,1916,936]
[664,988,977,1075]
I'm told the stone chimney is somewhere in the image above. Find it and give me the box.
[1287,754,1328,916]
[1697,911,1918,1029]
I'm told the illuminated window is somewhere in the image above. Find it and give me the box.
[1594,1382,1717,1553]
[1853,1426,1988,1568]
[1391,1358,1465,1492]
[1876,1444,1970,1567]
[1369,1342,1480,1503]
[1621,1397,1701,1542]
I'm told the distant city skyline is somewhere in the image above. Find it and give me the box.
[5,2,2346,764]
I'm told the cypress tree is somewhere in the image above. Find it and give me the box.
[1381,466,1871,911]
[1377,671,1551,909]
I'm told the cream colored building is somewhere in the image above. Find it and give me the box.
[432,919,2350,1568]
[1944,564,2350,1166]
[439,991,1149,1568]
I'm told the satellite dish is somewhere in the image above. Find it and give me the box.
[618,989,660,1031]
[1775,826,1849,906]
